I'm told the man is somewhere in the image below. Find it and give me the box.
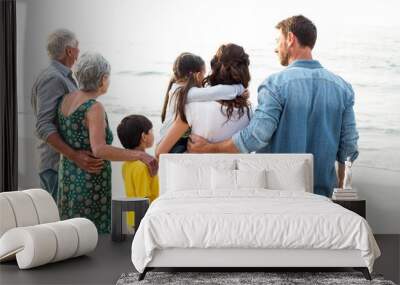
[31,29,103,200]
[188,15,359,197]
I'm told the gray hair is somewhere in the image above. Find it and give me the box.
[74,52,111,92]
[47,29,78,60]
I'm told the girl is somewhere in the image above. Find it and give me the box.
[157,52,247,154]
[156,44,252,156]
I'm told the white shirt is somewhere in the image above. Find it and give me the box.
[185,101,251,143]
[157,83,245,144]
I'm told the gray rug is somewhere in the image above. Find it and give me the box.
[116,271,396,285]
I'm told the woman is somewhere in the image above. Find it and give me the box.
[156,44,252,156]
[158,52,247,153]
[57,52,157,234]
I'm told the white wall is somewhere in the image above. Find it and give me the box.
[16,0,125,199]
[16,0,400,234]
[354,167,400,234]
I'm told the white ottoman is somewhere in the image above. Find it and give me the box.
[0,189,98,269]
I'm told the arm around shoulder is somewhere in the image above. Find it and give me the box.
[186,84,245,103]
[86,102,158,175]
[87,102,142,161]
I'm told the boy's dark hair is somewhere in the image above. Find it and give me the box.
[117,115,153,149]
[276,15,317,49]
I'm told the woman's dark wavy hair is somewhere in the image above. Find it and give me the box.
[161,52,205,123]
[205,43,251,121]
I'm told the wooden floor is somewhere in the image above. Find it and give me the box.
[0,234,398,285]
[0,235,134,285]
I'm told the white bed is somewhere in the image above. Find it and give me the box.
[131,154,380,280]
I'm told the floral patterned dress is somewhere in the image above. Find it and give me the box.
[57,99,113,234]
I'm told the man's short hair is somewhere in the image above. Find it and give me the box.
[276,15,317,49]
[47,29,78,60]
[117,115,153,150]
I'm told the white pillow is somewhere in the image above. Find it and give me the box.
[211,168,268,191]
[266,162,307,191]
[166,159,236,192]
[211,168,236,190]
[237,159,309,192]
[167,162,211,191]
[236,169,268,189]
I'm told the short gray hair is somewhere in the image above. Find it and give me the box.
[47,29,78,60]
[74,52,111,92]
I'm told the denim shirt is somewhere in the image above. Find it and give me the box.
[232,60,359,196]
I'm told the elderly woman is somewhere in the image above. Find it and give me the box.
[57,52,157,234]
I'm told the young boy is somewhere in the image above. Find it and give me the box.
[117,115,159,230]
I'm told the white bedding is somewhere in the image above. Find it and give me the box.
[131,190,380,273]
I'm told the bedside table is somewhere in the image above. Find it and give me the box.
[111,197,149,242]
[332,199,366,219]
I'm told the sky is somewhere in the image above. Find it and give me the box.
[18,0,400,50]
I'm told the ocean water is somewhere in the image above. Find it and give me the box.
[95,26,400,172]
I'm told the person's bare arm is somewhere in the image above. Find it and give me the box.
[155,117,189,158]
[337,163,345,188]
[187,134,239,153]
[47,132,104,173]
[87,102,158,175]
[186,84,247,103]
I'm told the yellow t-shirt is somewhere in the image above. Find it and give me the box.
[122,160,159,227]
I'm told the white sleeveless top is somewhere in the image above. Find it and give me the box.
[185,101,251,143]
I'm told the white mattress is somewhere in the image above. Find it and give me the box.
[131,190,380,273]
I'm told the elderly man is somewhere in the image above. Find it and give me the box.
[188,15,359,197]
[31,29,103,200]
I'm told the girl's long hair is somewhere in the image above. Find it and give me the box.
[205,44,251,121]
[161,52,205,123]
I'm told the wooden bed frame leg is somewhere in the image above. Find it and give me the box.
[138,268,148,281]
[354,267,372,280]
